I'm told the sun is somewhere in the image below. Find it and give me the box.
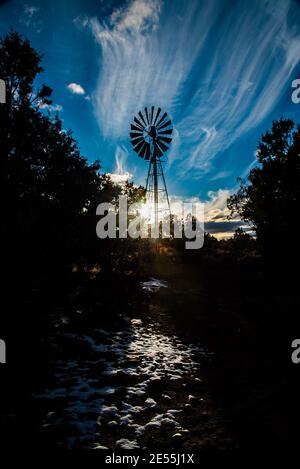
[138,201,155,224]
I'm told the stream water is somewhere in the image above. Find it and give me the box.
[37,279,208,449]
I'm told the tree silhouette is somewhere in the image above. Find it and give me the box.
[228,118,300,267]
[0,31,143,286]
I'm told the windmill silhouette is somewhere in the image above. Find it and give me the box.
[129,106,173,234]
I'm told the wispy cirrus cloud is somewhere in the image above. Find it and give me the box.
[21,4,42,31]
[86,0,217,141]
[81,0,300,179]
[109,0,161,32]
[178,0,300,175]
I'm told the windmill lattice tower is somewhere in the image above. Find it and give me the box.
[129,106,173,234]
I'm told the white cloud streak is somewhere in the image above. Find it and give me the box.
[67,83,85,95]
[204,189,232,222]
[107,145,133,184]
[39,103,63,112]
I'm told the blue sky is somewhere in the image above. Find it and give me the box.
[1,0,300,237]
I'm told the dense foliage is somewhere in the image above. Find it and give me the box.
[0,31,145,288]
[228,118,300,266]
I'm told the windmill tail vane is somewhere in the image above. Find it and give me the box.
[130,106,173,233]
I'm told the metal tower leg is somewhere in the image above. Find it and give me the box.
[158,158,171,216]
[145,159,152,193]
[153,156,158,235]
[145,149,170,242]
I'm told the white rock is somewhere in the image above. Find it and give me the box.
[116,438,140,450]
[107,420,118,427]
[145,397,157,408]
[145,421,161,429]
